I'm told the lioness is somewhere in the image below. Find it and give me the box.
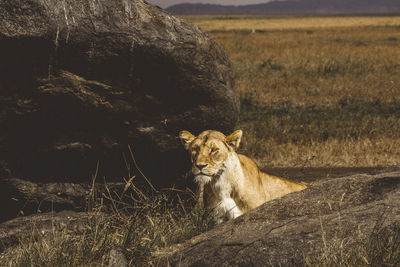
[179,129,307,224]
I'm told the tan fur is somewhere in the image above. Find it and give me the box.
[180,129,307,224]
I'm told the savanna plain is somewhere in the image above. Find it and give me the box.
[185,15,400,168]
[1,15,400,266]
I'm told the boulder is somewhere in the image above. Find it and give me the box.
[0,0,238,186]
[155,167,400,266]
[0,177,127,223]
[0,211,95,252]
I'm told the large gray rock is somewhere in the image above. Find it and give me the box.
[155,167,400,266]
[0,0,238,186]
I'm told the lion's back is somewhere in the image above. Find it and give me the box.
[238,154,307,202]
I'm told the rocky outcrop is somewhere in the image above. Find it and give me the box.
[0,0,238,186]
[0,211,95,252]
[0,177,128,223]
[155,167,400,266]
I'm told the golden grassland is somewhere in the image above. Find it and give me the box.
[183,15,400,32]
[182,15,400,168]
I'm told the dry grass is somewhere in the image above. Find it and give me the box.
[0,146,212,266]
[0,180,213,266]
[306,219,400,266]
[242,137,400,168]
[1,178,398,266]
[238,98,400,167]
[183,15,400,32]
[183,15,400,168]
[220,28,400,104]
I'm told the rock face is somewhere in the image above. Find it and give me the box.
[156,167,400,266]
[0,211,99,252]
[0,0,238,186]
[0,177,127,223]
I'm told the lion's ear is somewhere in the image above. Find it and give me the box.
[225,130,242,151]
[179,130,196,150]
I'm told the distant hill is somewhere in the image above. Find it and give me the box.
[166,0,400,15]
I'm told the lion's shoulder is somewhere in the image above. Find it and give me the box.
[237,154,262,177]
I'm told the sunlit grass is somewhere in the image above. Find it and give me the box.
[0,181,212,266]
[239,99,400,167]
[215,28,400,104]
[182,15,400,32]
[181,15,400,168]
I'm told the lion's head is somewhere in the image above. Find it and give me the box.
[179,130,242,185]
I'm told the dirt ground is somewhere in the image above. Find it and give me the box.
[263,167,386,184]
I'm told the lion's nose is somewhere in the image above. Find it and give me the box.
[195,163,208,170]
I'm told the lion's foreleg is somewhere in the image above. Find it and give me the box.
[196,183,204,207]
[212,198,242,224]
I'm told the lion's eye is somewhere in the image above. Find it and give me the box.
[210,147,219,154]
[190,151,197,162]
